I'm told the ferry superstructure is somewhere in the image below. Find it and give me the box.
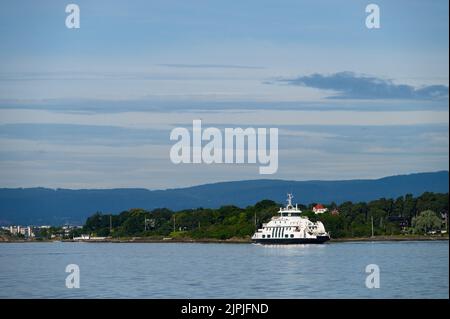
[252,194,330,244]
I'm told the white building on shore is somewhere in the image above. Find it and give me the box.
[7,226,34,237]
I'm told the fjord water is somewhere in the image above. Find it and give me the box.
[0,241,448,298]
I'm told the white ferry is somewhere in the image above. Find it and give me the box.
[252,194,330,244]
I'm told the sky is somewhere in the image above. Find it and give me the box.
[0,0,448,189]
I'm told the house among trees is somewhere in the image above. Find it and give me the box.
[331,209,340,216]
[313,204,328,214]
[387,216,409,232]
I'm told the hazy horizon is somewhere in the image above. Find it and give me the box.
[0,170,447,191]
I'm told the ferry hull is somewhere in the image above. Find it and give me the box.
[252,235,330,245]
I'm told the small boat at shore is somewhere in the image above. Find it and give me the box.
[252,194,330,244]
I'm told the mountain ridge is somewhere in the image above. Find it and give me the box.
[0,171,448,225]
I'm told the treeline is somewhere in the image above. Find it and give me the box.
[79,192,449,239]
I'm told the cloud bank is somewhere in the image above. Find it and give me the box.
[275,72,449,100]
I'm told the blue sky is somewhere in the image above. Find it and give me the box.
[0,0,448,189]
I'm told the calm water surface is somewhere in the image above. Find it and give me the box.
[0,241,448,298]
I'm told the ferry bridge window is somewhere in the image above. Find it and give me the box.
[290,234,294,238]
[267,235,270,238]
[262,235,265,238]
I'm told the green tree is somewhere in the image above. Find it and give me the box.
[412,210,442,234]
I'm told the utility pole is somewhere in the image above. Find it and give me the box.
[173,216,176,232]
[371,216,374,238]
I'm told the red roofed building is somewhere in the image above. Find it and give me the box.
[313,204,328,214]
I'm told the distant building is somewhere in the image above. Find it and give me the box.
[8,225,34,237]
[331,209,340,216]
[73,234,107,241]
[387,216,409,232]
[313,204,328,214]
[73,234,91,240]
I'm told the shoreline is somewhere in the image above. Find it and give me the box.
[330,236,449,242]
[1,235,448,244]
